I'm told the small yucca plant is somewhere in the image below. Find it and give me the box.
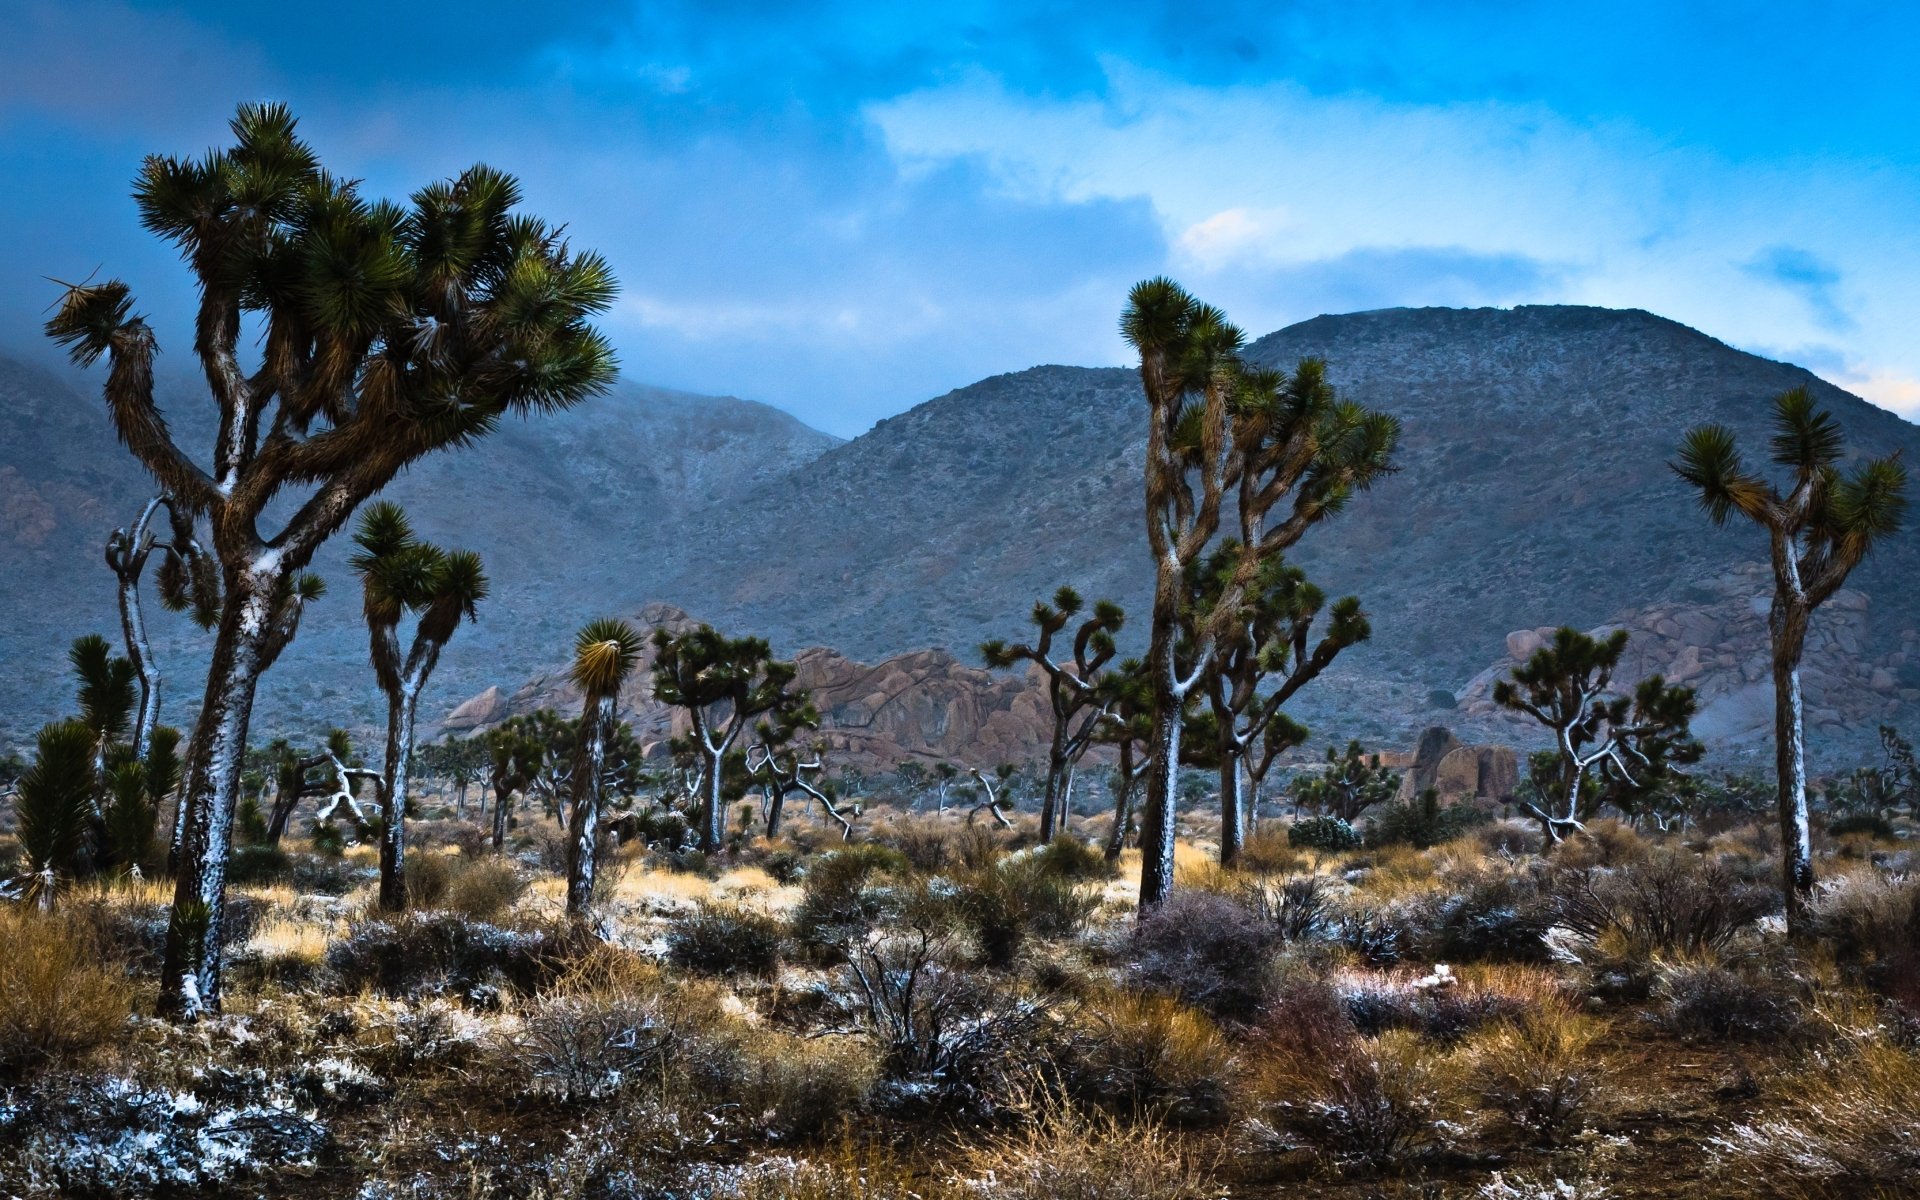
[13,721,99,909]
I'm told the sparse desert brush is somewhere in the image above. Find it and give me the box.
[1808,871,1920,1006]
[684,1026,879,1138]
[1244,1020,1452,1176]
[1710,1036,1920,1195]
[0,908,134,1074]
[443,855,528,919]
[1459,1004,1610,1144]
[966,1098,1220,1200]
[1250,822,1321,868]
[1128,887,1282,1021]
[951,854,1101,967]
[1548,819,1647,869]
[1553,847,1775,960]
[1068,989,1235,1124]
[1653,958,1803,1042]
[667,899,787,978]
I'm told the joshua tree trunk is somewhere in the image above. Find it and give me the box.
[1139,604,1193,907]
[565,693,614,916]
[491,785,512,850]
[376,681,421,911]
[1105,742,1139,865]
[1218,752,1246,868]
[1771,601,1815,932]
[113,499,166,763]
[1039,726,1070,842]
[159,576,276,1019]
[764,781,789,839]
[698,738,726,855]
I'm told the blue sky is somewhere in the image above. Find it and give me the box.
[2,1,1916,436]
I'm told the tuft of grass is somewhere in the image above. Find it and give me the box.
[0,908,134,1073]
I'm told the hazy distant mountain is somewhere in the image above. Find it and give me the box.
[0,357,838,745]
[7,304,1919,767]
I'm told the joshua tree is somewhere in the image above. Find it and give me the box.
[1492,628,1702,843]
[982,587,1124,842]
[651,624,812,855]
[485,723,544,850]
[419,735,488,818]
[1674,387,1907,929]
[932,762,959,813]
[1292,741,1401,823]
[965,765,1014,829]
[104,495,218,762]
[350,502,488,911]
[565,620,645,916]
[46,104,616,1016]
[747,724,856,841]
[1191,548,1365,865]
[1122,279,1399,907]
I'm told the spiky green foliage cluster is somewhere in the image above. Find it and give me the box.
[351,501,489,672]
[13,721,98,896]
[572,619,647,699]
[1674,386,1907,560]
[651,624,803,719]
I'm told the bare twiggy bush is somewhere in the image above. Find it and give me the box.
[510,991,680,1103]
[1653,959,1803,1042]
[1553,849,1775,959]
[667,900,787,978]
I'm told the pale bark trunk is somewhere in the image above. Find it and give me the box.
[1105,746,1137,865]
[1772,605,1814,934]
[1039,733,1069,843]
[118,567,161,764]
[699,741,725,854]
[377,681,421,912]
[159,576,276,1019]
[565,693,614,916]
[491,783,512,850]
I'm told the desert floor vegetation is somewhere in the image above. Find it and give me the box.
[2,799,1916,1199]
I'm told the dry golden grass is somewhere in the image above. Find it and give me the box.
[0,907,134,1072]
[1455,1003,1611,1143]
[965,1097,1219,1200]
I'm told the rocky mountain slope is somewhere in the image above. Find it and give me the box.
[8,304,1920,769]
[623,305,1920,766]
[0,356,838,744]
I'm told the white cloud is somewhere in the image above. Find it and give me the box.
[867,66,1920,419]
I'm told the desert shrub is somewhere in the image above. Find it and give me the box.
[666,900,786,979]
[1338,909,1406,967]
[1477,820,1545,858]
[403,849,457,908]
[327,912,573,999]
[1709,1038,1920,1193]
[1129,888,1282,1022]
[875,816,1001,874]
[967,1101,1219,1200]
[1655,961,1802,1042]
[1338,972,1533,1044]
[443,857,527,920]
[1828,812,1897,840]
[1367,792,1489,849]
[683,1028,879,1138]
[1554,849,1776,959]
[1028,836,1111,881]
[1256,874,1338,943]
[1465,1007,1608,1144]
[511,991,680,1103]
[1240,825,1308,874]
[1067,990,1234,1124]
[226,843,291,886]
[836,914,1055,1115]
[1550,819,1647,869]
[1290,815,1362,853]
[0,909,133,1074]
[1246,989,1450,1176]
[792,844,913,950]
[1414,869,1555,964]
[952,856,1100,968]
[353,997,491,1073]
[1810,873,1920,1010]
